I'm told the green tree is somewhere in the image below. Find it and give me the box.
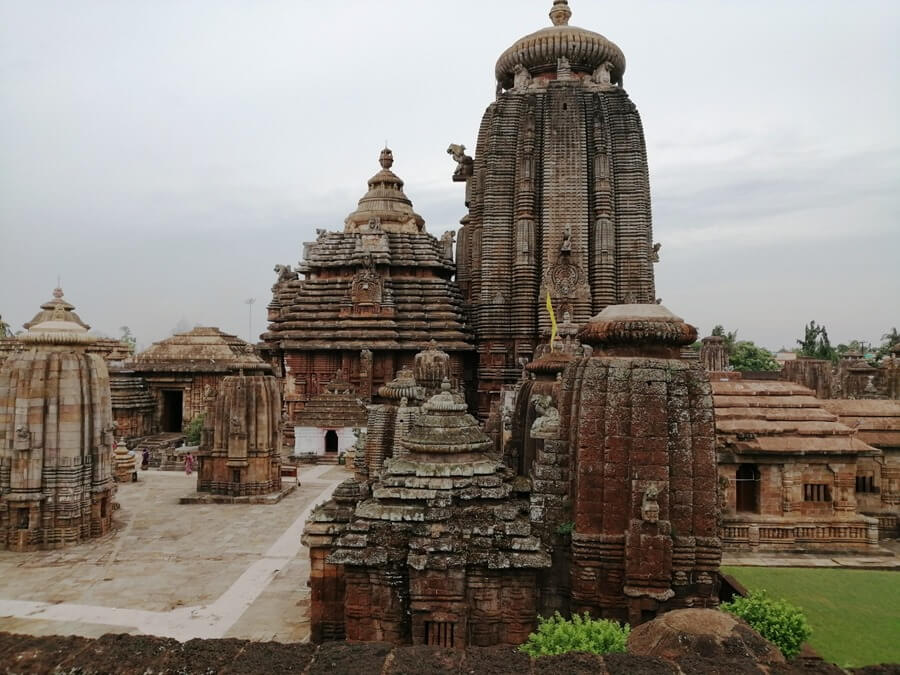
[730,341,780,372]
[184,414,204,445]
[711,324,738,353]
[0,315,13,338]
[119,325,137,353]
[876,327,899,360]
[796,321,835,362]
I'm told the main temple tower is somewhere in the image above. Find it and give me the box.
[456,1,657,414]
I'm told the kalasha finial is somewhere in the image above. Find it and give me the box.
[549,0,571,26]
[53,287,64,300]
[379,147,394,170]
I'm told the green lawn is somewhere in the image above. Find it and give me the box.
[722,566,900,668]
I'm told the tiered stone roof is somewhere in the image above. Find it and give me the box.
[126,327,270,374]
[263,150,472,353]
[329,380,548,571]
[821,399,900,450]
[712,375,877,456]
[294,370,367,428]
[109,370,155,412]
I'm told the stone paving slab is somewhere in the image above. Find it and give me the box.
[0,466,348,641]
[723,550,900,569]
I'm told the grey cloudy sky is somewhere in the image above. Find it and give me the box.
[1,0,898,352]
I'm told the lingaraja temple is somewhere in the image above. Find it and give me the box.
[453,0,658,416]
[261,148,472,452]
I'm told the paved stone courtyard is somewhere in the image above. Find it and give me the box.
[0,465,349,642]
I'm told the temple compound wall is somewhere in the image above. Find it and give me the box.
[453,0,658,416]
[0,289,116,551]
[262,149,473,449]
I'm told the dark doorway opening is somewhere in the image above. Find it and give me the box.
[736,464,760,513]
[324,430,338,453]
[162,390,183,432]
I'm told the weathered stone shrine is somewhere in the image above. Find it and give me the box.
[713,375,881,551]
[124,327,271,434]
[453,0,659,415]
[262,149,472,449]
[0,289,116,551]
[309,379,549,648]
[187,374,287,502]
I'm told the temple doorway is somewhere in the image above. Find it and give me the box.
[736,464,760,513]
[324,430,339,453]
[162,390,183,432]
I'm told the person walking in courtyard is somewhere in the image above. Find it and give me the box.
[184,452,194,475]
[141,448,149,470]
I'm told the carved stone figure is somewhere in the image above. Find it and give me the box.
[513,63,532,90]
[530,394,561,438]
[273,264,297,285]
[556,56,572,80]
[651,242,661,263]
[642,484,660,523]
[593,61,614,86]
[447,144,474,180]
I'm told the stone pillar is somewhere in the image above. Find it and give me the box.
[700,335,729,372]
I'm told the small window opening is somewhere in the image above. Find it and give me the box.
[424,621,455,648]
[855,475,876,493]
[232,468,241,484]
[16,508,29,530]
[803,484,831,502]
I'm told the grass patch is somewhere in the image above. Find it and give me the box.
[722,566,900,668]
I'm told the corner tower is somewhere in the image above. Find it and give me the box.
[456,1,657,414]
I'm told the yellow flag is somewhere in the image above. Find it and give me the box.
[546,291,558,346]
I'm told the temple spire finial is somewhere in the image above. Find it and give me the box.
[379,146,394,170]
[549,0,571,26]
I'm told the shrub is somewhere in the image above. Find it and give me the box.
[183,414,204,445]
[556,521,574,535]
[722,589,811,658]
[519,612,629,657]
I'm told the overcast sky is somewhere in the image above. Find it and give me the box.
[1,0,898,352]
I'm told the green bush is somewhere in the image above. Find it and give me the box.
[722,589,811,658]
[519,612,629,657]
[183,414,204,445]
[556,521,574,535]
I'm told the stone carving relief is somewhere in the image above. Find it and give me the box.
[557,56,572,80]
[513,63,532,91]
[651,242,661,263]
[530,394,560,438]
[351,268,382,306]
[641,484,660,523]
[550,261,580,296]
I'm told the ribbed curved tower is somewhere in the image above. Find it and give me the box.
[0,289,117,550]
[457,0,657,414]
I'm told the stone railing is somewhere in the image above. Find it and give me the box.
[721,517,879,551]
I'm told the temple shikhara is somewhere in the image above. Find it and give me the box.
[0,289,116,550]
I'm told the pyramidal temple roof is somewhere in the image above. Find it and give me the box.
[127,327,271,374]
[344,148,424,234]
[19,287,95,346]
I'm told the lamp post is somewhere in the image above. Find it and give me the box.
[245,298,256,343]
